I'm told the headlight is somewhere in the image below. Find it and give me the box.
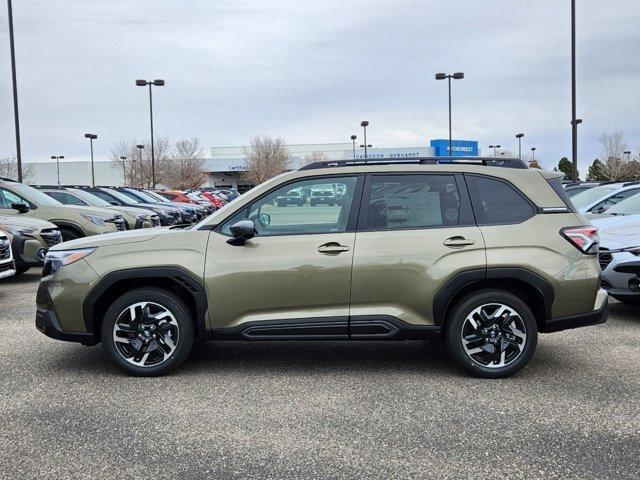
[80,213,108,226]
[1,225,35,236]
[42,248,96,276]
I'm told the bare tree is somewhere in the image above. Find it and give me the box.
[166,137,206,189]
[110,137,172,187]
[242,136,291,185]
[599,131,638,180]
[0,155,34,182]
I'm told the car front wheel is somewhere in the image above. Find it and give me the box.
[101,288,194,376]
[445,289,538,378]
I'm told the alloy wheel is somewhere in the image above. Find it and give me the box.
[461,303,527,368]
[112,301,179,367]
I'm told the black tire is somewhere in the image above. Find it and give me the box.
[60,228,81,242]
[14,264,31,275]
[100,287,195,377]
[445,289,538,378]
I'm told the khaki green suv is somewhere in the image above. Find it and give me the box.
[35,158,607,378]
[0,178,125,240]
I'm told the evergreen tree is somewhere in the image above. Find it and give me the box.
[586,159,607,181]
[557,157,575,180]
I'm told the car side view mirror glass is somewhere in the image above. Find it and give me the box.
[259,212,271,227]
[11,202,29,214]
[227,219,256,246]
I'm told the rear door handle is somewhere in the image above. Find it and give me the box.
[443,236,475,247]
[318,242,351,254]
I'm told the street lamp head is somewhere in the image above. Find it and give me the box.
[435,73,447,80]
[516,133,524,139]
[135,79,148,86]
[496,145,501,148]
[531,147,536,151]
[50,155,56,159]
[489,145,494,148]
[350,135,357,140]
[59,156,64,159]
[120,155,127,160]
[153,79,165,86]
[360,121,369,127]
[136,144,144,149]
[360,144,372,148]
[84,133,97,139]
[624,151,631,155]
[452,72,464,79]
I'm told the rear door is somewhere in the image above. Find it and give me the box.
[349,173,486,331]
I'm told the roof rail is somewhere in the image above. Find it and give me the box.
[298,156,528,171]
[0,177,18,182]
[622,180,640,187]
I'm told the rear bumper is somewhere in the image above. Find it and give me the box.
[35,308,98,345]
[541,291,608,333]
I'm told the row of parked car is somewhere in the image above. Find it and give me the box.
[0,176,239,278]
[564,180,640,304]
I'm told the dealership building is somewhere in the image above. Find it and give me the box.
[25,139,479,190]
[204,139,480,192]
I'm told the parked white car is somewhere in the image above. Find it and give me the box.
[0,230,16,279]
[572,182,640,214]
[598,221,640,304]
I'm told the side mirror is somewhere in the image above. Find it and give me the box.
[227,219,256,246]
[11,202,29,214]
[110,201,118,206]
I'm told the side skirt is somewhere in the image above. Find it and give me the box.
[212,315,441,341]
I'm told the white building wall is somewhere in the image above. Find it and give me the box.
[26,161,124,186]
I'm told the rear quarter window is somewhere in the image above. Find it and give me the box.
[547,176,577,213]
[466,175,534,225]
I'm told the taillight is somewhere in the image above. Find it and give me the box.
[560,226,599,254]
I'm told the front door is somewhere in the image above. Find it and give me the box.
[350,173,486,329]
[0,187,35,218]
[204,175,363,339]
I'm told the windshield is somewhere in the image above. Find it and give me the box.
[67,188,111,207]
[142,190,168,202]
[124,189,160,203]
[102,188,139,205]
[8,183,62,206]
[571,185,619,209]
[606,194,640,215]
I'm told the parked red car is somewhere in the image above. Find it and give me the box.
[157,190,199,205]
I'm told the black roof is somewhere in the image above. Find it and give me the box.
[299,156,528,171]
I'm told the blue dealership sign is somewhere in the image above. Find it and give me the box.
[430,139,479,157]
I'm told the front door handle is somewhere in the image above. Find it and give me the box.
[443,236,475,247]
[318,242,351,254]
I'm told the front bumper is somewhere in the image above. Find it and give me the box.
[11,233,47,268]
[541,289,608,333]
[35,308,98,345]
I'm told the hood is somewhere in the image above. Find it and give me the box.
[50,226,177,250]
[109,206,155,217]
[588,215,626,229]
[0,215,57,230]
[599,219,640,249]
[57,204,119,218]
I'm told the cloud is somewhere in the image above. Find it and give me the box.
[0,0,638,173]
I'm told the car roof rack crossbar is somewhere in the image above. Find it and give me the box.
[299,156,528,170]
[31,184,66,189]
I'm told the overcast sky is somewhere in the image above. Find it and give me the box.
[1,0,638,172]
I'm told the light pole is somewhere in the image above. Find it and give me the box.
[435,72,464,155]
[360,121,369,159]
[7,0,22,181]
[350,135,357,160]
[136,144,145,187]
[515,133,524,159]
[51,155,64,185]
[531,147,536,162]
[360,144,372,157]
[84,133,97,186]
[624,150,632,161]
[489,144,501,157]
[120,155,127,187]
[136,79,164,188]
[571,0,579,181]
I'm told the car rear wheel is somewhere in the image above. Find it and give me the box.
[101,288,194,376]
[445,289,538,378]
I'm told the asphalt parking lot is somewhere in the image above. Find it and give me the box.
[1,270,639,479]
